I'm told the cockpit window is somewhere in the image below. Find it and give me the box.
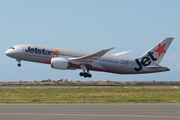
[10,47,15,49]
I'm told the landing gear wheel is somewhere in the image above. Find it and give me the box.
[16,59,21,67]
[18,63,21,67]
[79,72,92,78]
[84,73,88,78]
[79,72,84,76]
[87,74,92,78]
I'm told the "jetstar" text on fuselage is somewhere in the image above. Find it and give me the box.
[25,47,52,55]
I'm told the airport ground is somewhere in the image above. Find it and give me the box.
[0,85,180,120]
[0,103,180,120]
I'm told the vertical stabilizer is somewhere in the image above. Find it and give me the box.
[139,37,174,64]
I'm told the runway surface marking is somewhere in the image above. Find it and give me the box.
[0,113,180,118]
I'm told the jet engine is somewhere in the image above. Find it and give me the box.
[51,57,72,70]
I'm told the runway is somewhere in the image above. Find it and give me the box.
[0,103,180,120]
[0,85,180,88]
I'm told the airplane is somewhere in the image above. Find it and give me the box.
[5,37,173,78]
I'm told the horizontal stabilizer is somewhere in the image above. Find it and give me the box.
[147,63,170,71]
[147,63,162,67]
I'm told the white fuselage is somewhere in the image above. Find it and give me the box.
[5,44,168,75]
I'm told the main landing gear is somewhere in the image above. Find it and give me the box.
[79,65,92,78]
[79,72,92,78]
[16,59,21,67]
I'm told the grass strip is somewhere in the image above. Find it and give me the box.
[0,87,180,103]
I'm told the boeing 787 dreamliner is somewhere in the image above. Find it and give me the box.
[5,37,173,78]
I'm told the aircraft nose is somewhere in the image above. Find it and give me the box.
[5,49,12,57]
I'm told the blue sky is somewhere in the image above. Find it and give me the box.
[1,0,180,82]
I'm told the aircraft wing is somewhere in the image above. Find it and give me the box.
[69,47,114,65]
[112,50,132,56]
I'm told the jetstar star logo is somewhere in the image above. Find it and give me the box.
[154,43,166,58]
[52,50,60,57]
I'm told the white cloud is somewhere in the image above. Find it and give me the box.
[162,53,180,71]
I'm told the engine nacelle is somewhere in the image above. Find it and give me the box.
[51,57,72,70]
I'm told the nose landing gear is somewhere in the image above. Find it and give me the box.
[18,63,21,67]
[16,59,21,67]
